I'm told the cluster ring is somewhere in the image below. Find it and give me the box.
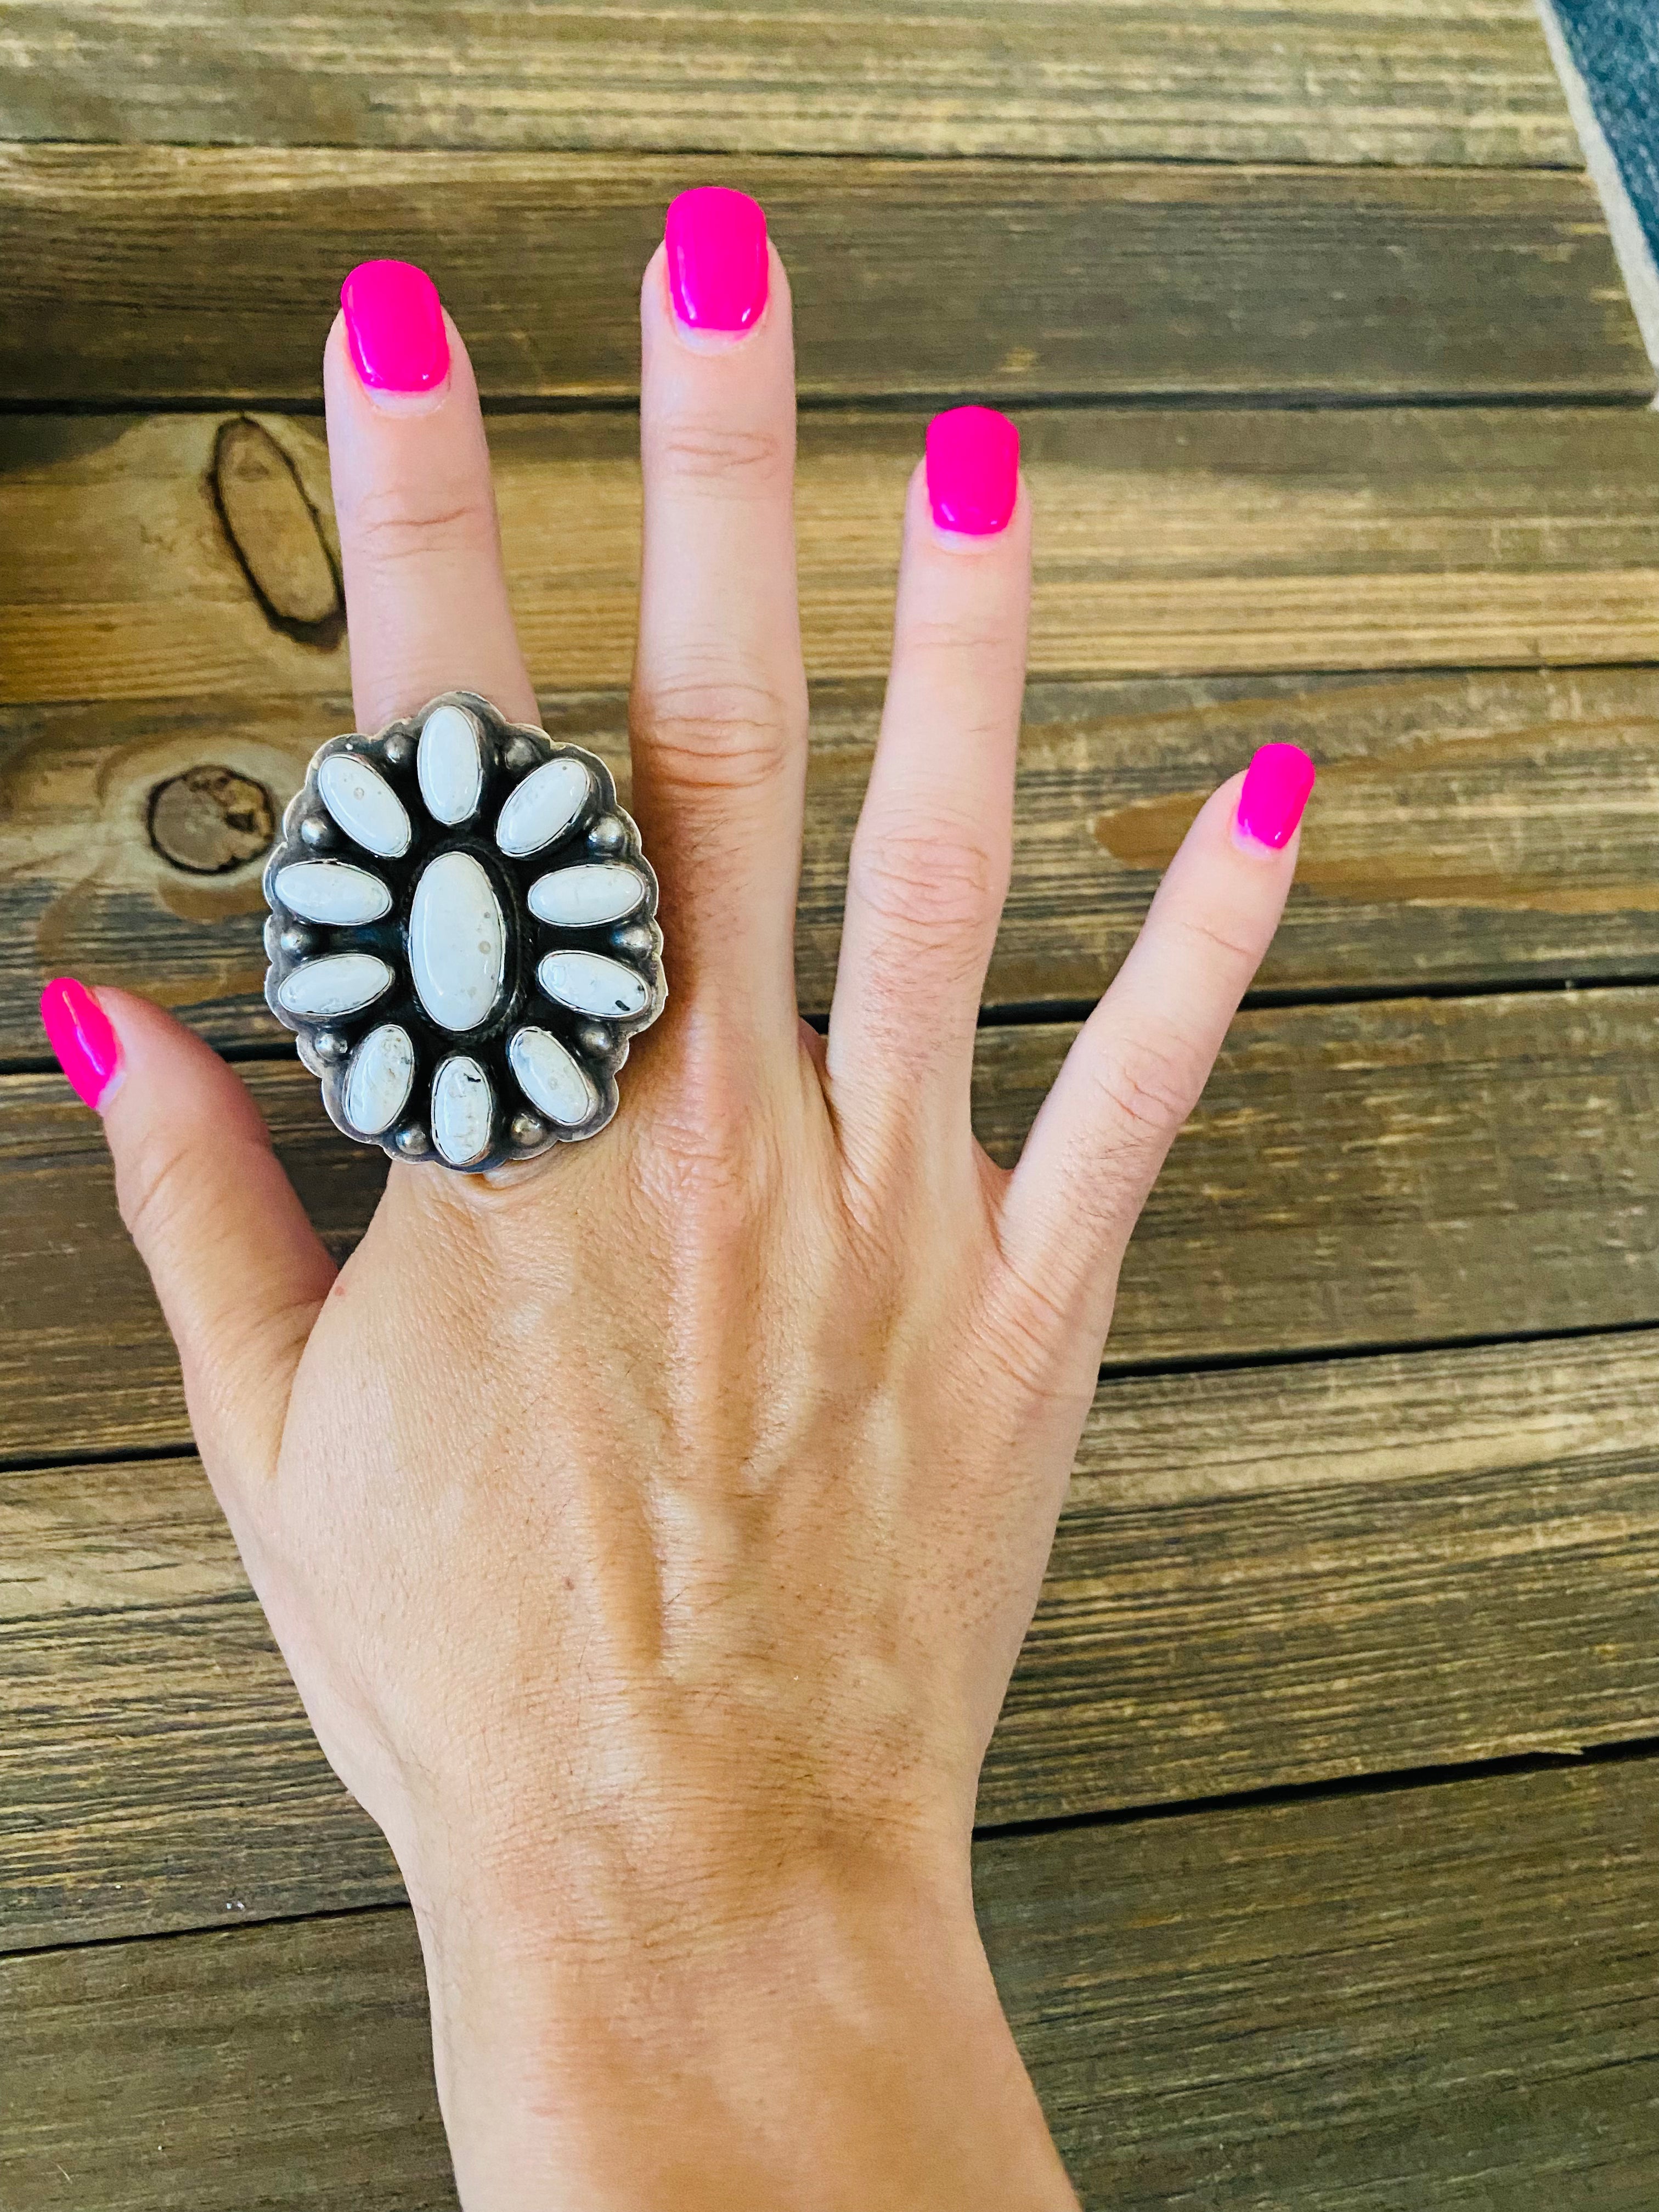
[262,691,666,1171]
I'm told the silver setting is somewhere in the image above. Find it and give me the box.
[264,691,665,1170]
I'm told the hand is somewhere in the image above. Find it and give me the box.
[41,198,1311,2210]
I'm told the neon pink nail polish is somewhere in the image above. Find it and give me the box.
[664,188,770,334]
[925,407,1020,535]
[1235,743,1317,851]
[340,260,450,393]
[40,978,123,1113]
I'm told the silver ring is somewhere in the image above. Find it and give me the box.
[263,691,666,1171]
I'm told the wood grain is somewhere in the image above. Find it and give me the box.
[12,667,1659,1056]
[4,1759,1656,2207]
[8,406,1659,707]
[4,147,1646,407]
[3,1330,1657,1948]
[5,989,1659,1466]
[0,1,1580,166]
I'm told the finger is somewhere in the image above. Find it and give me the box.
[1000,744,1316,1344]
[629,189,809,1051]
[827,409,1029,1173]
[40,979,336,1505]
[326,259,537,732]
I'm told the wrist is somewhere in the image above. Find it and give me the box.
[413,1839,1077,2212]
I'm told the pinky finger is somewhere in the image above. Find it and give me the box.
[998,744,1313,1348]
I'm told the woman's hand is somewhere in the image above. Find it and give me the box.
[41,194,1311,2210]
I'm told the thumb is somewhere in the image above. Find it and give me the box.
[40,978,336,1495]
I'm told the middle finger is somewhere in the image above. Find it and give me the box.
[630,189,810,1059]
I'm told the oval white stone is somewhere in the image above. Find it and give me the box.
[408,850,506,1034]
[431,1056,494,1166]
[343,1023,415,1135]
[277,952,392,1019]
[537,950,653,1018]
[509,1026,597,1126]
[318,754,411,857]
[417,704,484,826]
[528,863,646,927]
[495,757,590,858]
[274,859,392,926]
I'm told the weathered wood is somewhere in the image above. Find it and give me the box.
[4,148,1646,407]
[4,1759,1656,2206]
[0,1,1579,166]
[8,406,1659,707]
[11,667,1659,1056]
[3,1330,1657,1948]
[5,990,1659,1465]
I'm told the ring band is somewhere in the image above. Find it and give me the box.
[263,692,666,1171]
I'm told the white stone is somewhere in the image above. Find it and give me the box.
[528,863,646,927]
[431,1056,494,1166]
[408,850,506,1034]
[509,1026,596,1126]
[417,704,484,826]
[318,754,411,857]
[274,859,392,926]
[344,1024,415,1135]
[495,756,590,857]
[277,951,392,1019]
[537,950,653,1018]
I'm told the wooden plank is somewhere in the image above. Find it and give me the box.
[0,1,1579,167]
[3,1331,1657,1949]
[4,1759,1656,2207]
[5,989,1659,1465]
[11,666,1659,1057]
[4,148,1646,407]
[8,406,1659,707]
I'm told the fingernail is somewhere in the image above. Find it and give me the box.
[1235,743,1317,851]
[664,187,769,334]
[926,406,1020,536]
[340,259,450,394]
[40,978,123,1113]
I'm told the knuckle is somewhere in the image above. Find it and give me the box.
[1170,904,1264,978]
[649,416,791,495]
[115,1128,202,1257]
[849,819,1005,955]
[637,1049,781,1231]
[1089,1030,1203,1152]
[345,479,496,574]
[631,667,800,799]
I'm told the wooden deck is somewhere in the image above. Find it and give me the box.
[3,5,1659,2204]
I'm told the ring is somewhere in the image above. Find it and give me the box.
[263,691,666,1171]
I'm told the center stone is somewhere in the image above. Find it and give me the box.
[409,849,507,1033]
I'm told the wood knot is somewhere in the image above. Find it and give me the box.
[211,416,344,647]
[148,765,276,875]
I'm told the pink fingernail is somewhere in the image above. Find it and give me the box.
[1235,743,1317,851]
[41,978,123,1113]
[340,259,450,393]
[925,407,1020,536]
[664,187,770,334]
